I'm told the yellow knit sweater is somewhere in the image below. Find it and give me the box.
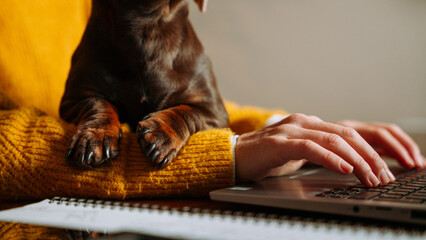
[0,91,283,201]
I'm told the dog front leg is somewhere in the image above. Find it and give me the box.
[136,104,220,169]
[62,97,122,168]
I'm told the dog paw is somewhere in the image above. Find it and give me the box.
[136,115,186,169]
[66,125,122,168]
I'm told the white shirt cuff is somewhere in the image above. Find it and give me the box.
[264,113,290,127]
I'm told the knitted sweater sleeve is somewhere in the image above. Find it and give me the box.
[0,94,288,202]
[225,101,288,134]
[0,93,234,201]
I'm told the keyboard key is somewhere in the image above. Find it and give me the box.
[348,191,381,200]
[315,170,425,201]
[379,194,403,199]
[405,196,425,201]
[373,198,423,204]
[412,193,426,197]
[382,192,405,196]
[406,183,424,187]
[364,188,384,192]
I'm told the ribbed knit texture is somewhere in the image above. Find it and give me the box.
[0,222,67,240]
[0,92,283,201]
[226,101,287,134]
[0,98,235,201]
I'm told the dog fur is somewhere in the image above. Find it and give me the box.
[60,0,228,169]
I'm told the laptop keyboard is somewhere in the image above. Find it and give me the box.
[315,168,426,204]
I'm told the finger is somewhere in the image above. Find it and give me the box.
[277,139,366,181]
[299,121,395,184]
[370,123,423,168]
[360,125,416,169]
[283,125,386,186]
[372,147,391,157]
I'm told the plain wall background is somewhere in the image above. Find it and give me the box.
[188,0,426,135]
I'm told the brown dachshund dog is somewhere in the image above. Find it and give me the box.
[60,0,228,169]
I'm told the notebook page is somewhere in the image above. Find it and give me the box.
[0,199,423,240]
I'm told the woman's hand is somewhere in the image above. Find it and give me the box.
[235,114,425,186]
[336,120,424,169]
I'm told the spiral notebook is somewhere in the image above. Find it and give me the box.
[0,197,424,240]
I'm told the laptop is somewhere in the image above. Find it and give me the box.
[210,159,426,225]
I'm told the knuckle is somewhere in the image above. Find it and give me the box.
[370,152,384,167]
[297,139,315,152]
[308,115,322,122]
[275,123,296,134]
[325,134,341,145]
[341,127,358,138]
[354,158,371,172]
[320,151,335,164]
[288,113,308,122]
[336,120,350,126]
[387,123,401,132]
[376,128,389,138]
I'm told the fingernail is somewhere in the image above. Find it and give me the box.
[339,161,353,174]
[386,168,396,182]
[378,169,389,185]
[415,153,424,168]
[405,158,415,168]
[368,171,380,187]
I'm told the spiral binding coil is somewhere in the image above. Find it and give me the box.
[47,197,423,236]
[49,197,304,222]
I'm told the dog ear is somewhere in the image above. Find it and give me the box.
[170,0,208,13]
[194,0,208,12]
[169,0,184,12]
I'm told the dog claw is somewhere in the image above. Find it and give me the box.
[79,153,85,165]
[151,150,160,163]
[158,157,169,169]
[146,143,156,157]
[137,127,149,136]
[142,115,150,121]
[105,145,111,159]
[86,151,94,165]
[141,128,150,135]
[66,149,73,162]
